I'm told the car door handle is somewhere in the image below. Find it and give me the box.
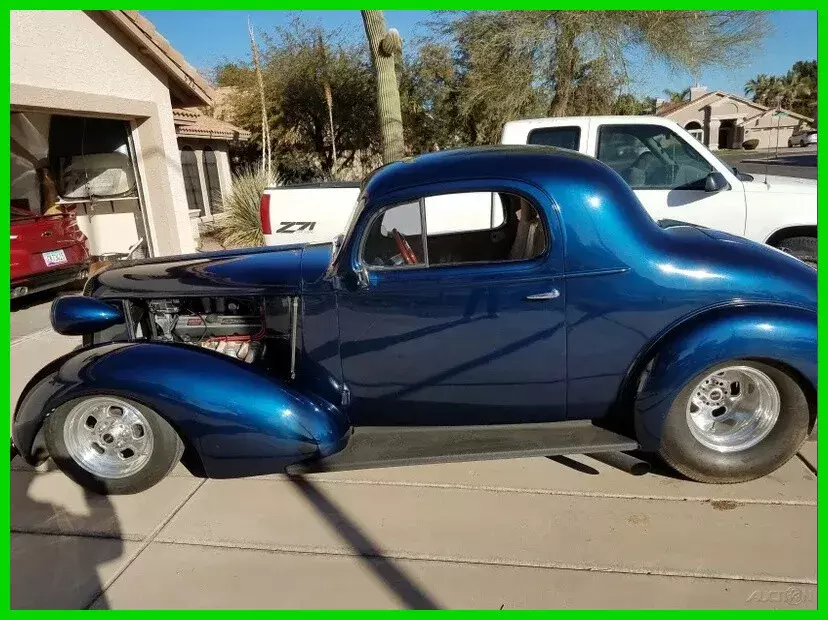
[525,289,560,301]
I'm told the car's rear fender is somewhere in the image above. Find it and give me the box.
[12,342,351,478]
[631,304,817,451]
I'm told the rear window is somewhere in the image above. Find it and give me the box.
[527,126,581,150]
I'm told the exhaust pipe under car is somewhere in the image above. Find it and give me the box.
[586,451,651,476]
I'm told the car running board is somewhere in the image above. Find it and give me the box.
[287,421,639,474]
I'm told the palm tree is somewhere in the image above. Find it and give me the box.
[783,70,813,111]
[745,74,785,108]
[744,74,770,99]
[663,87,691,103]
[746,62,816,118]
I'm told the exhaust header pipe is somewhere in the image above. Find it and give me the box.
[586,451,651,476]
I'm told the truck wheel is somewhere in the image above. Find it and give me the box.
[658,361,809,483]
[776,236,817,268]
[44,395,183,495]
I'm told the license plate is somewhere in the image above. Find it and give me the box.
[42,249,68,266]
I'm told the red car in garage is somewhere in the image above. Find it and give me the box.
[10,204,90,299]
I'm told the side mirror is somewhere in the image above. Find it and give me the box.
[705,172,729,193]
[355,265,370,289]
[51,296,124,335]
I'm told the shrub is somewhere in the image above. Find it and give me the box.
[215,167,279,248]
[742,138,759,150]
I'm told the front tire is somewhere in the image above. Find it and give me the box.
[658,361,809,483]
[44,395,183,495]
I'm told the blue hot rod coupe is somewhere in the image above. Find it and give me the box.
[12,146,816,494]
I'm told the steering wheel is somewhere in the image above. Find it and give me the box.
[391,229,418,265]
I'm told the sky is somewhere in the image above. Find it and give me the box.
[142,10,817,99]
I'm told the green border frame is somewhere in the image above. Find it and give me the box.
[2,6,822,611]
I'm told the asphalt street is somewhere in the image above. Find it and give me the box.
[717,146,816,180]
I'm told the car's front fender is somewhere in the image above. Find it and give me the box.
[634,305,816,451]
[12,342,351,478]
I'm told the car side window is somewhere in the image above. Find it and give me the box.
[427,192,546,266]
[361,192,546,270]
[597,124,713,191]
[527,126,581,150]
[362,201,425,269]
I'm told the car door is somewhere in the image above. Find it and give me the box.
[337,184,567,427]
[593,122,746,235]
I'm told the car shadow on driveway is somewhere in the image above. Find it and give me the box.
[287,474,441,610]
[11,285,80,313]
[11,463,123,609]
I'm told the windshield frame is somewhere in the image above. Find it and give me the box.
[327,194,365,277]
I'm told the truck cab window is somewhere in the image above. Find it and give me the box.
[597,124,713,191]
[527,126,581,150]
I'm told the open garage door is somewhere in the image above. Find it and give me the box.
[10,111,152,259]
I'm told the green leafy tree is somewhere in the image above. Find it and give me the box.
[745,61,816,118]
[399,43,465,152]
[612,93,656,115]
[216,18,380,182]
[434,10,768,142]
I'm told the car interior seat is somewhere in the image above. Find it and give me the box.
[508,201,544,260]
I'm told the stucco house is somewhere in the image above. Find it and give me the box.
[11,10,248,258]
[656,86,814,151]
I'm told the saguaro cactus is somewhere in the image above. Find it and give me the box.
[361,10,405,163]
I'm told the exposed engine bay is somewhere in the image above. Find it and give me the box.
[144,297,267,364]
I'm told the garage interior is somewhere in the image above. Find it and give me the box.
[11,111,152,260]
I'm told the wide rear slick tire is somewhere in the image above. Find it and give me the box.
[658,360,809,484]
[44,395,183,495]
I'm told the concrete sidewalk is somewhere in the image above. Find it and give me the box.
[10,329,817,609]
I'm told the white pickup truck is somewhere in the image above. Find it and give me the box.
[260,116,816,265]
[502,116,817,265]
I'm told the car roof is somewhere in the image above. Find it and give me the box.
[362,145,608,204]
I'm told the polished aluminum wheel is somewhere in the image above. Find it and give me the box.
[686,366,780,453]
[63,397,154,479]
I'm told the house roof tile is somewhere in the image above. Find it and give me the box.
[174,107,251,141]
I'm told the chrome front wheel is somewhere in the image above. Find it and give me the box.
[63,396,155,478]
[45,395,184,495]
[685,365,780,453]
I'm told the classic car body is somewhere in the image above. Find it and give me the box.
[12,146,817,491]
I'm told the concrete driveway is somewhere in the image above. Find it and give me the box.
[10,311,817,609]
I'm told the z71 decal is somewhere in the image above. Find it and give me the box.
[276,221,317,233]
